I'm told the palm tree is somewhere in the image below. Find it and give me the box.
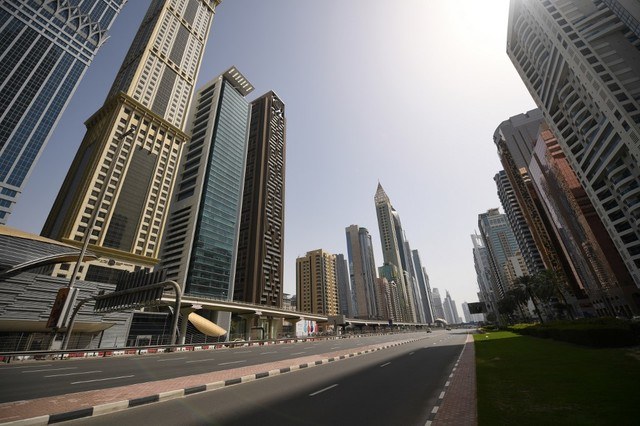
[513,275,544,323]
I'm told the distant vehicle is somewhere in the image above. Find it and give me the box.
[426,327,432,333]
[631,316,640,323]
[446,327,452,331]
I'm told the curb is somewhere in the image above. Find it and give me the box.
[2,338,423,425]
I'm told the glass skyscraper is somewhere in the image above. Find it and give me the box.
[0,0,126,224]
[160,67,253,299]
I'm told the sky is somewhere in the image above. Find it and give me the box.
[8,0,537,316]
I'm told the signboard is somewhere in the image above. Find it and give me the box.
[295,319,317,337]
[468,302,486,314]
[47,287,69,328]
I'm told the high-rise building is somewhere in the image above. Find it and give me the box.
[234,91,286,307]
[507,0,640,287]
[430,288,446,322]
[494,168,542,275]
[296,249,339,316]
[494,111,585,309]
[412,249,435,324]
[471,232,499,319]
[335,253,353,317]
[159,67,253,299]
[529,125,640,315]
[0,0,126,224]
[378,264,403,321]
[478,208,520,298]
[375,277,400,322]
[345,225,379,319]
[402,239,426,323]
[374,183,416,322]
[42,0,219,281]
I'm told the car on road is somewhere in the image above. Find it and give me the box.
[426,327,432,333]
[445,326,451,331]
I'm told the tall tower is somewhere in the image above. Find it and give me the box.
[234,91,286,307]
[159,67,253,299]
[412,249,435,324]
[471,232,498,319]
[507,0,640,287]
[335,253,353,317]
[478,208,520,299]
[42,0,219,282]
[430,288,445,321]
[374,183,416,322]
[0,0,126,224]
[296,249,339,316]
[345,225,379,319]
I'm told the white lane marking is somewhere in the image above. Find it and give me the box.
[431,406,439,414]
[23,367,77,374]
[1,364,52,370]
[409,352,415,355]
[218,360,246,366]
[309,384,338,397]
[45,370,102,378]
[260,351,277,355]
[380,362,391,368]
[235,350,252,353]
[439,391,446,399]
[445,381,450,387]
[157,357,187,362]
[291,351,306,355]
[330,346,340,349]
[71,375,134,385]
[186,358,216,364]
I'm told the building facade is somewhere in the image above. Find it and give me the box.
[478,208,521,298]
[471,232,499,319]
[412,249,435,324]
[345,225,379,319]
[335,253,353,317]
[0,0,127,224]
[296,249,339,316]
[374,183,416,322]
[159,67,253,299]
[233,91,286,307]
[42,0,219,281]
[430,288,446,322]
[507,0,640,287]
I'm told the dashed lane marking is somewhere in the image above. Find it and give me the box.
[309,384,338,397]
[71,375,134,385]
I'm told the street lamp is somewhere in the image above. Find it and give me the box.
[61,125,136,350]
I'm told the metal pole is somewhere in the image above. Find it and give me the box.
[61,297,94,350]
[166,280,182,346]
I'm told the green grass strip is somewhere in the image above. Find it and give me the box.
[474,331,640,426]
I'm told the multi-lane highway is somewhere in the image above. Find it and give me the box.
[64,331,467,425]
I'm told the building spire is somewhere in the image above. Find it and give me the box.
[375,181,389,204]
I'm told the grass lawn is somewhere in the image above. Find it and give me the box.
[474,331,640,426]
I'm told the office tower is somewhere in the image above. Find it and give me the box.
[494,169,543,275]
[377,265,403,321]
[471,232,499,319]
[0,0,127,224]
[159,67,253,299]
[412,249,434,324]
[345,225,379,319]
[375,183,416,322]
[430,288,446,321]
[402,239,426,323]
[494,112,584,307]
[445,291,460,324]
[234,91,286,307]
[296,249,339,315]
[530,125,640,315]
[478,208,520,298]
[42,0,219,281]
[375,277,400,322]
[335,253,353,317]
[461,302,473,323]
[507,0,640,287]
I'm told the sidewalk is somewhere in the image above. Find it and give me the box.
[0,337,423,425]
[431,333,478,426]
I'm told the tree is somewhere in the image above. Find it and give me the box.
[513,275,544,323]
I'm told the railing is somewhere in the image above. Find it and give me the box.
[0,330,411,363]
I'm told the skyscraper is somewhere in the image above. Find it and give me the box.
[412,249,435,324]
[345,225,379,319]
[507,0,640,287]
[159,67,253,299]
[234,91,286,307]
[375,183,416,322]
[296,249,339,316]
[42,0,219,281]
[335,253,353,317]
[471,232,498,319]
[478,208,520,299]
[430,288,446,322]
[0,0,126,224]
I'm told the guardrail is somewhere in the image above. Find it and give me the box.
[0,332,399,363]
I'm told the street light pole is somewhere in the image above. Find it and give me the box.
[60,125,136,348]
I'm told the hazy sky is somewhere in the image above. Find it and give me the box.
[8,0,537,315]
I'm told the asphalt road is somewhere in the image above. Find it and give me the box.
[68,331,467,426]
[0,332,443,403]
